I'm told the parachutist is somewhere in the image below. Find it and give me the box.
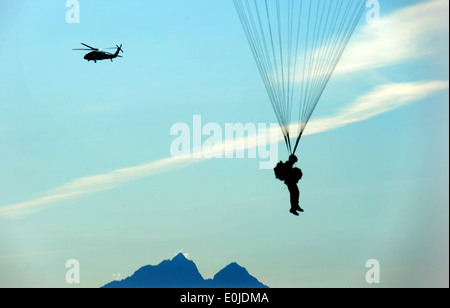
[235,0,365,218]
[274,155,304,216]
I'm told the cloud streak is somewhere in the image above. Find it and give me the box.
[290,0,448,82]
[0,80,447,219]
[335,0,449,74]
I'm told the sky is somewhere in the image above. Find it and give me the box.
[0,0,448,288]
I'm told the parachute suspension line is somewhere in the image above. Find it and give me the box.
[233,0,366,156]
[286,0,301,153]
[234,0,288,147]
[300,0,321,139]
[297,0,312,153]
[292,0,366,155]
[296,0,342,153]
[303,0,350,126]
[302,0,332,128]
[264,0,289,147]
[265,0,292,153]
[238,0,291,145]
[256,0,286,138]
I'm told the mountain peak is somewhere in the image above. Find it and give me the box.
[102,255,268,288]
[224,262,242,269]
[219,262,246,274]
[172,252,188,262]
[213,261,268,288]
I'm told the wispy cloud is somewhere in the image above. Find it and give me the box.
[0,156,200,219]
[303,80,449,135]
[291,0,448,81]
[336,0,449,74]
[0,80,447,219]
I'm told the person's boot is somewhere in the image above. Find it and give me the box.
[290,208,299,216]
[295,204,304,212]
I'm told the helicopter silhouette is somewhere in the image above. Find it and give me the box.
[73,43,124,63]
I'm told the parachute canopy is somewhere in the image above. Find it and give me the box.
[234,0,366,154]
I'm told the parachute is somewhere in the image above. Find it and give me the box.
[234,0,366,154]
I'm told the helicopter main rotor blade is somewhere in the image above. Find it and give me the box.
[73,48,94,51]
[80,43,98,50]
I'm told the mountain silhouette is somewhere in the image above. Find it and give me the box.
[210,262,267,288]
[102,253,268,288]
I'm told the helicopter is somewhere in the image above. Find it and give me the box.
[73,43,124,63]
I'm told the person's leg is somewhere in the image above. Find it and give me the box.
[297,186,304,212]
[288,184,299,216]
[290,184,304,212]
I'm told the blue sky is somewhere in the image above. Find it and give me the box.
[0,0,448,287]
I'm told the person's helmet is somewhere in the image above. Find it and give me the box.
[289,154,298,163]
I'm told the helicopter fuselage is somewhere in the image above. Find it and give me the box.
[84,51,117,63]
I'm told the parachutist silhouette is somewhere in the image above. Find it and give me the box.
[274,155,304,216]
[284,155,304,216]
[235,2,364,217]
